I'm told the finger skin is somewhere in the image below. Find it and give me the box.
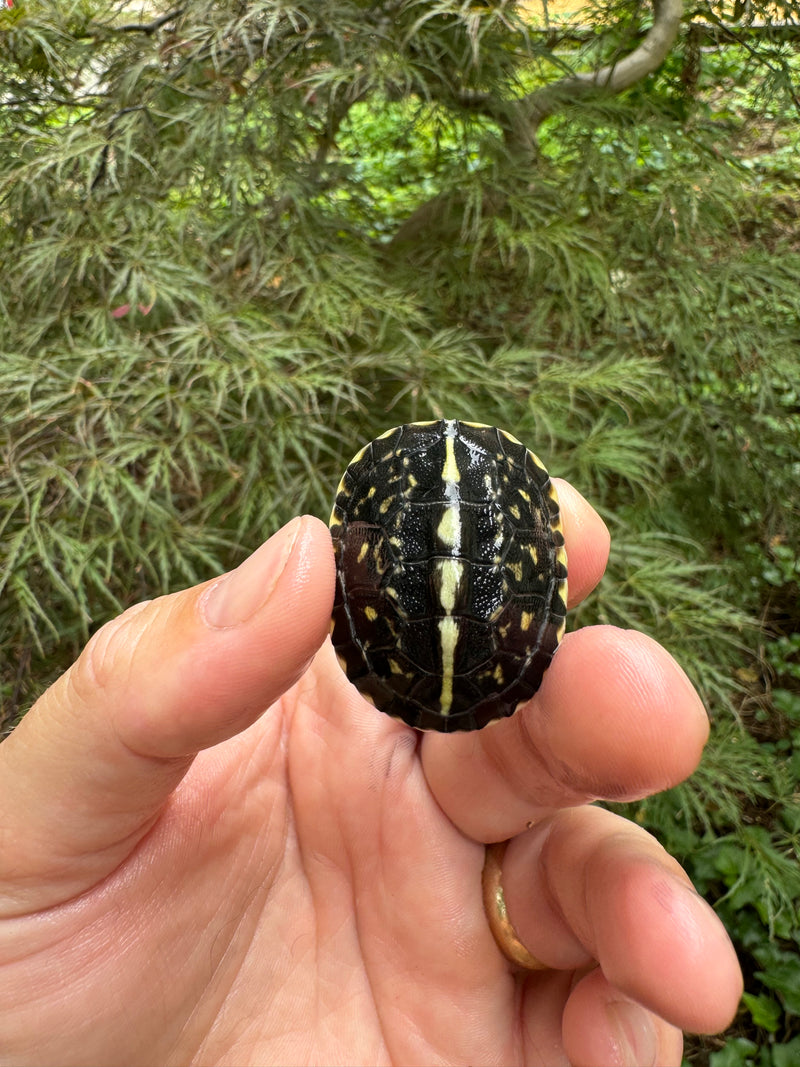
[422,626,710,842]
[552,479,610,610]
[505,807,743,1037]
[0,516,335,916]
[559,969,684,1067]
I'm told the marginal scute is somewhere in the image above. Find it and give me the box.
[329,419,568,733]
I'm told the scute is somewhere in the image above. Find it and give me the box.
[329,420,568,732]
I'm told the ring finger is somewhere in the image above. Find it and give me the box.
[503,806,743,1039]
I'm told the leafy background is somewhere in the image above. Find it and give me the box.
[1,2,799,1063]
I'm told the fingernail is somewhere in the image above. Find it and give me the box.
[606,1000,657,1067]
[202,517,302,629]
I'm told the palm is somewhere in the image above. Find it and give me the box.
[0,510,741,1067]
[47,654,509,1065]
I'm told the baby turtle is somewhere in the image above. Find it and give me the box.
[329,420,568,732]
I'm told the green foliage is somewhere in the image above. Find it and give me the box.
[1,2,800,1061]
[708,1034,800,1067]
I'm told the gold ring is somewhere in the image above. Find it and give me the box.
[482,841,548,971]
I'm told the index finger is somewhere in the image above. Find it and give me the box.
[552,478,611,610]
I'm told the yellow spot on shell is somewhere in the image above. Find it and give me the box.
[364,606,378,622]
[521,611,533,631]
[508,560,523,582]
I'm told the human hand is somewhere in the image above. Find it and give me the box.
[0,485,742,1066]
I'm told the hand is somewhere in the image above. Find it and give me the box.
[0,485,742,1067]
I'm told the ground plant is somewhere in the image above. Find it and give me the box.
[1,2,799,1063]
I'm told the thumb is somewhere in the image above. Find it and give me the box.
[0,516,335,916]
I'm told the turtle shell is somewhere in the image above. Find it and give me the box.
[328,420,568,732]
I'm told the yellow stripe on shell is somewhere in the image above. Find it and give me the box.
[437,615,459,715]
[436,506,461,551]
[442,433,461,484]
[436,557,464,614]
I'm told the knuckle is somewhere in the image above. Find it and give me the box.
[68,601,154,707]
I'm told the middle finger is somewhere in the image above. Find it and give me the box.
[420,624,709,842]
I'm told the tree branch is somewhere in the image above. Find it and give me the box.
[447,0,685,148]
[388,0,685,251]
[524,0,684,123]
